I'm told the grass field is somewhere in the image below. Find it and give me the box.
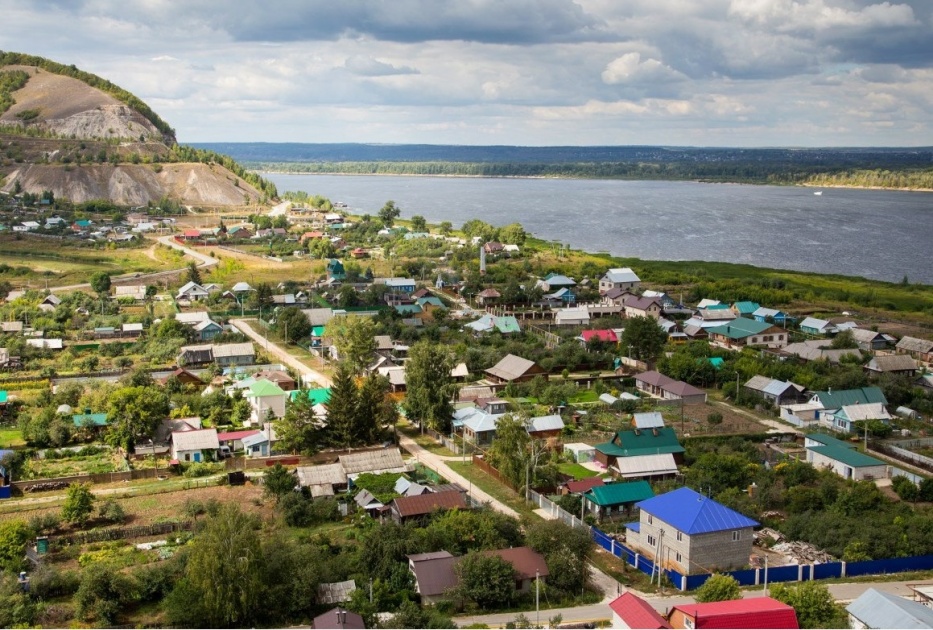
[558,462,598,480]
[0,426,24,448]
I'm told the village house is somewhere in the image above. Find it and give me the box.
[244,379,288,422]
[782,340,861,364]
[408,551,460,605]
[743,375,806,406]
[112,285,148,302]
[536,273,576,293]
[390,489,468,524]
[170,428,220,463]
[526,414,564,440]
[668,597,799,629]
[634,371,707,404]
[850,327,894,352]
[594,427,683,480]
[896,336,933,363]
[583,480,655,521]
[623,295,663,320]
[554,306,590,326]
[805,433,887,481]
[296,463,348,498]
[599,268,640,293]
[707,317,788,350]
[626,486,759,574]
[177,342,255,367]
[821,402,892,433]
[482,546,549,593]
[175,281,209,302]
[799,316,836,336]
[847,588,933,630]
[484,354,547,385]
[312,608,366,630]
[752,306,795,326]
[864,354,920,377]
[608,592,671,629]
[730,301,760,318]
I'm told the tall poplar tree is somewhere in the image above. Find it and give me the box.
[404,341,455,433]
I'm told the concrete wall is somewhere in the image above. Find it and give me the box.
[632,515,754,574]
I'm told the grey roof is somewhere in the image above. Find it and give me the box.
[485,354,537,381]
[354,489,383,509]
[339,448,407,475]
[463,411,501,433]
[317,580,357,605]
[800,316,833,331]
[172,428,219,451]
[600,393,619,405]
[897,336,933,353]
[302,308,335,327]
[633,412,664,429]
[866,355,919,372]
[614,453,679,478]
[296,463,347,488]
[176,311,211,324]
[602,268,640,283]
[850,328,885,343]
[528,414,565,433]
[847,588,933,629]
[212,342,255,358]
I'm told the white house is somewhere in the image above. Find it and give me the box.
[599,268,641,294]
[171,428,220,463]
[245,379,288,422]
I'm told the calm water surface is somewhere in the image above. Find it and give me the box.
[263,174,933,284]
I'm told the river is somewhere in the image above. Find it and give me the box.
[262,174,933,284]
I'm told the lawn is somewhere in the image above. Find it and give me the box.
[558,462,598,481]
[0,426,24,448]
[446,460,538,520]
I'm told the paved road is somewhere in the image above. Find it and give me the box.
[229,318,332,388]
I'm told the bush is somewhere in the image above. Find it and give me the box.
[27,513,60,535]
[694,573,741,602]
[98,499,126,524]
[892,475,920,502]
[707,412,723,425]
[183,462,222,478]
[30,565,81,599]
[61,483,95,525]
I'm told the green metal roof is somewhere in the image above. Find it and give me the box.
[586,480,655,506]
[707,317,774,339]
[249,379,286,397]
[732,301,761,315]
[806,432,855,450]
[595,426,684,458]
[0,391,7,404]
[814,387,887,409]
[808,444,885,468]
[708,357,724,369]
[72,413,108,427]
[312,326,326,337]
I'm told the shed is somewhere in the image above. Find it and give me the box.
[339,448,408,476]
[563,442,596,464]
[317,580,357,605]
[584,480,655,520]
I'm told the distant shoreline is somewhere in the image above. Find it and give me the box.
[256,170,933,192]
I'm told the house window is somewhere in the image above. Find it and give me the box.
[647,535,656,547]
[732,530,741,541]
[184,453,190,462]
[676,531,683,542]
[647,514,653,525]
[676,552,682,563]
[684,618,695,629]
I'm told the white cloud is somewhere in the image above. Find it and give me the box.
[727,0,918,32]
[601,52,687,84]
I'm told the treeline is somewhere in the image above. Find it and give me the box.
[0,52,175,140]
[807,168,933,190]
[249,159,933,189]
[0,69,29,115]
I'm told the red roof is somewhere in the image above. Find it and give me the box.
[564,477,605,494]
[609,592,671,629]
[581,329,618,343]
[673,597,799,629]
[217,429,260,442]
[481,546,549,580]
[183,229,201,238]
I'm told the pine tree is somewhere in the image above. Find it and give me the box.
[325,362,359,448]
[357,373,395,444]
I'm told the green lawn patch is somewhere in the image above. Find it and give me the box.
[558,462,598,480]
[445,460,537,520]
[0,426,24,448]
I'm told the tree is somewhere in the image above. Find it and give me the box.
[276,391,325,455]
[378,200,401,227]
[456,552,517,609]
[325,361,361,448]
[410,215,427,232]
[275,306,311,344]
[770,582,846,629]
[89,272,111,298]
[830,329,858,349]
[186,261,202,285]
[499,222,527,246]
[404,341,455,433]
[620,315,668,362]
[357,373,396,444]
[892,475,920,501]
[74,563,139,624]
[486,413,530,489]
[106,385,169,451]
[326,314,377,375]
[61,483,95,526]
[251,282,274,310]
[525,520,591,595]
[694,573,741,603]
[439,221,453,236]
[264,463,296,503]
[174,504,266,627]
[0,520,30,572]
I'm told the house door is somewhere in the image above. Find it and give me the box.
[194,452,202,463]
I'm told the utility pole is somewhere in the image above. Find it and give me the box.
[535,570,540,628]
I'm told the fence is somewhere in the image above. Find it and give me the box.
[871,442,933,473]
[528,489,591,530]
[50,520,194,547]
[589,524,933,592]
[12,468,166,494]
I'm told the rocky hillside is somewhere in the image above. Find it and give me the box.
[0,53,271,206]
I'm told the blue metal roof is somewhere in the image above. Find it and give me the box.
[635,487,759,535]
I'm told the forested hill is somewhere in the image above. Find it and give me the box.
[192,143,933,187]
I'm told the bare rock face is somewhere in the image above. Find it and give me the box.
[2,163,260,206]
[0,62,262,207]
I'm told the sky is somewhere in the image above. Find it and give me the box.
[3,0,933,147]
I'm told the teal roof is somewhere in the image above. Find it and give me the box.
[707,317,774,339]
[595,426,684,458]
[732,301,760,315]
[394,304,423,315]
[806,433,856,449]
[416,296,446,309]
[814,387,887,409]
[307,388,330,405]
[809,444,885,468]
[73,413,108,427]
[586,481,655,506]
[312,326,326,337]
[707,357,724,369]
[0,391,7,404]
[706,303,731,310]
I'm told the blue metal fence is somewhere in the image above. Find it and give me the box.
[590,526,933,592]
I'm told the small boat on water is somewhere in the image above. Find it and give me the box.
[813,190,823,196]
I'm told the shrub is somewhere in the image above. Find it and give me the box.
[98,499,126,524]
[183,461,222,478]
[892,475,920,502]
[707,412,723,425]
[27,513,61,535]
[61,483,95,525]
[694,573,741,603]
[30,565,81,599]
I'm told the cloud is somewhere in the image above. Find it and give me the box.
[727,0,918,32]
[601,52,687,84]
[344,56,419,77]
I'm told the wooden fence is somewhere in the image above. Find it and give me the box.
[12,468,164,494]
[50,520,194,547]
